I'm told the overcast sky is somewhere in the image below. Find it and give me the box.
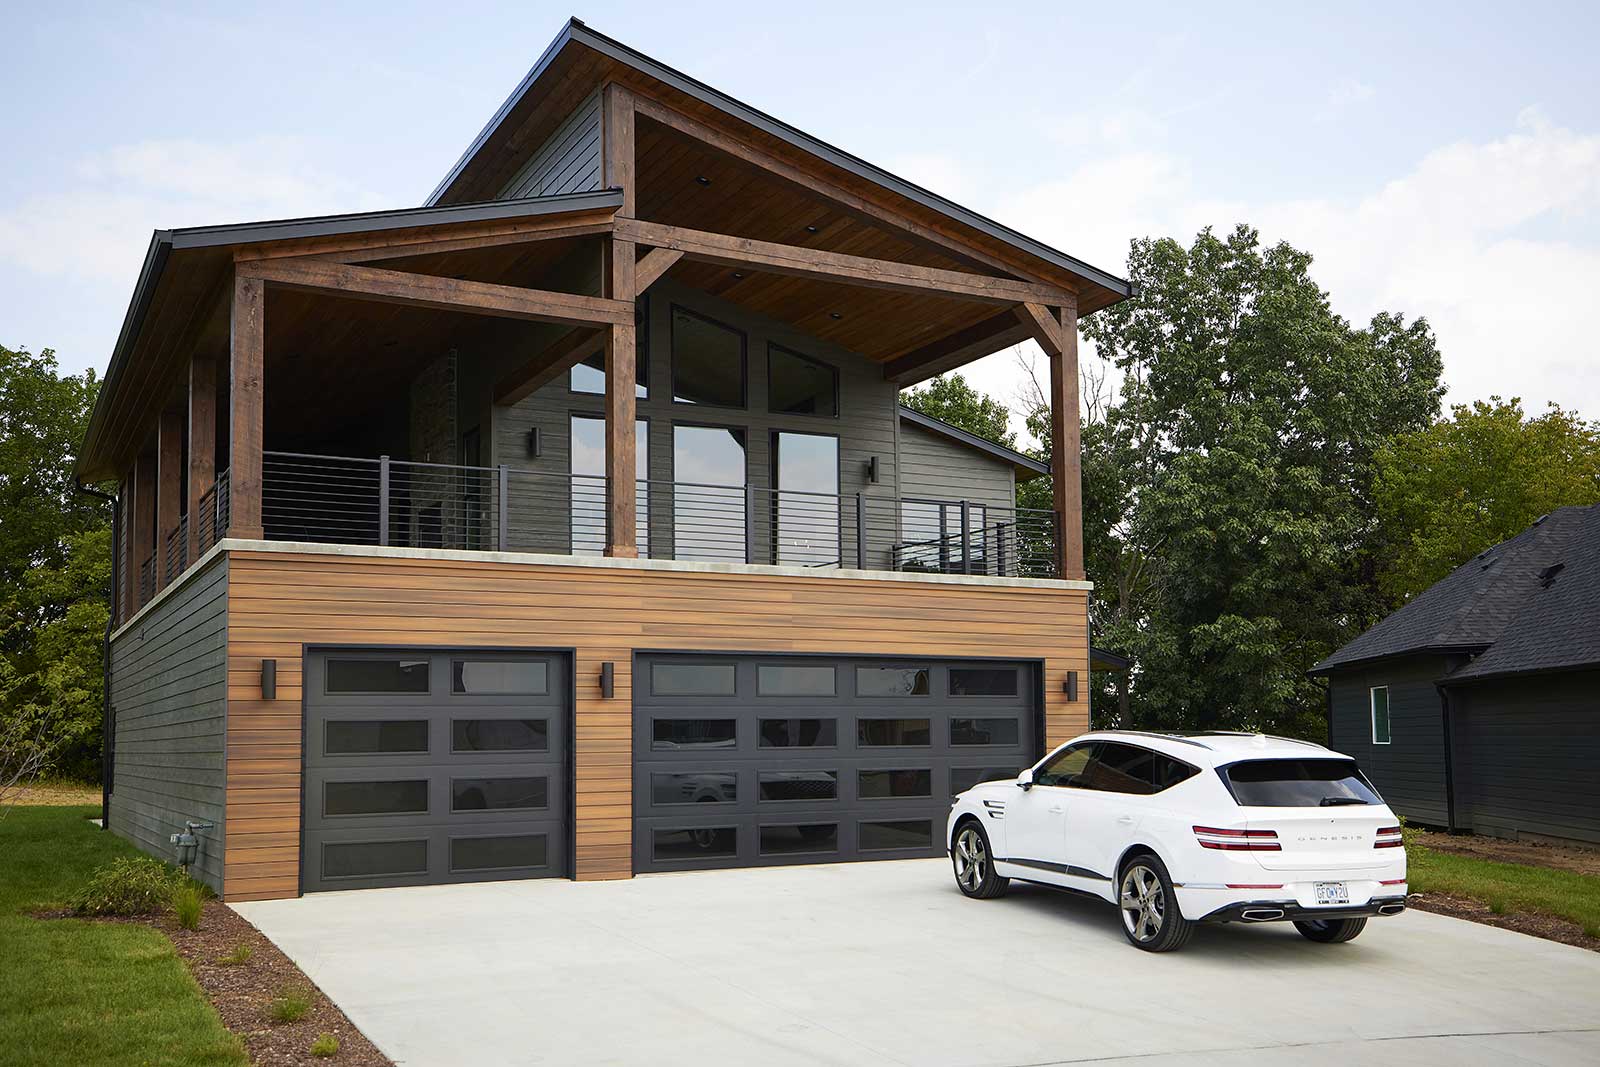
[4,1,1596,443]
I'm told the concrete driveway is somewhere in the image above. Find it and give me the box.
[233,859,1600,1066]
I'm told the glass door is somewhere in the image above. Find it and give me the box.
[773,432,840,568]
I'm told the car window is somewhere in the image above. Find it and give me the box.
[1033,743,1096,788]
[1077,742,1157,795]
[1219,759,1383,807]
[1151,753,1199,792]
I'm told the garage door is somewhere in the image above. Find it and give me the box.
[634,654,1036,872]
[303,650,567,892]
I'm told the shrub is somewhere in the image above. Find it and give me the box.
[268,985,313,1024]
[217,943,254,966]
[310,1033,340,1058]
[173,882,205,930]
[70,857,182,916]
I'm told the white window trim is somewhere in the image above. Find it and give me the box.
[1370,685,1391,745]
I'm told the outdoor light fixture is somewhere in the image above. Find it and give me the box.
[1064,671,1079,701]
[600,661,615,699]
[261,659,277,700]
[527,427,542,458]
[867,456,880,484]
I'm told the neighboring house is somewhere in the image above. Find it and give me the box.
[1313,504,1600,846]
[77,18,1132,900]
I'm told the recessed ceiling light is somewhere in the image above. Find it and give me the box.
[830,312,843,320]
[695,175,712,186]
[732,272,745,279]
[805,224,819,234]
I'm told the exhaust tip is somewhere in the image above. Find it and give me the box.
[1378,902,1407,916]
[1240,908,1285,922]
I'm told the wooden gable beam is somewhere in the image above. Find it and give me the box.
[310,220,614,265]
[232,210,618,264]
[235,258,632,329]
[1014,302,1064,357]
[881,309,1032,385]
[634,247,683,292]
[615,219,1077,307]
[494,326,606,406]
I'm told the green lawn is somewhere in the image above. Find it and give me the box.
[1408,843,1600,938]
[0,806,246,1067]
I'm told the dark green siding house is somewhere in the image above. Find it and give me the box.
[1313,504,1600,846]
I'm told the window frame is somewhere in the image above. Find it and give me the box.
[770,429,842,569]
[766,342,840,418]
[1370,686,1391,745]
[670,304,747,410]
[571,292,650,397]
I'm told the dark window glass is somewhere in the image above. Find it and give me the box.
[651,662,736,696]
[571,329,649,399]
[950,718,1020,747]
[1151,755,1199,792]
[859,819,933,851]
[672,425,747,562]
[323,840,427,879]
[653,826,737,860]
[1371,687,1391,744]
[758,719,837,748]
[768,345,838,417]
[858,718,931,747]
[758,770,839,802]
[858,769,932,799]
[326,659,428,694]
[324,780,428,817]
[651,772,737,806]
[760,823,839,855]
[652,719,736,750]
[450,777,548,812]
[572,415,649,556]
[451,719,548,753]
[324,720,428,755]
[672,307,745,407]
[757,665,836,696]
[773,432,840,567]
[452,660,548,694]
[897,501,944,573]
[1034,744,1095,788]
[949,668,1018,697]
[856,667,929,696]
[450,834,548,872]
[1220,759,1384,808]
[1077,742,1158,795]
[951,767,1020,795]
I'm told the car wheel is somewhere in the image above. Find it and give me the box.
[951,820,1008,899]
[1294,917,1367,944]
[1118,853,1194,952]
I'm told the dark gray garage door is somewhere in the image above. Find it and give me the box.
[303,650,567,892]
[634,654,1036,872]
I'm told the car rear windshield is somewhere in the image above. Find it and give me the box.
[1218,759,1383,807]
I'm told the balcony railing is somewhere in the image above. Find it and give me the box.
[228,450,1060,578]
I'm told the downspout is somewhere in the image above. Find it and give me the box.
[74,478,118,831]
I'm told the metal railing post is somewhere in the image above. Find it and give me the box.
[746,484,759,564]
[497,465,509,552]
[960,500,972,575]
[378,455,391,546]
[855,492,867,570]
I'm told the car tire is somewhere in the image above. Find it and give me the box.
[1293,917,1367,944]
[951,820,1008,899]
[1117,853,1194,952]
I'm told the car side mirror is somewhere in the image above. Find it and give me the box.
[1016,769,1034,791]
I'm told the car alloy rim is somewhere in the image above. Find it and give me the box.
[954,827,987,891]
[1120,864,1165,942]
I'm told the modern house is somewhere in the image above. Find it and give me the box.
[1314,504,1600,846]
[77,19,1132,900]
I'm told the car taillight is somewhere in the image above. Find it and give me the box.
[1379,878,1407,885]
[1225,883,1284,889]
[1375,826,1404,848]
[1193,825,1281,851]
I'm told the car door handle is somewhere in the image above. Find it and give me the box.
[1116,815,1135,825]
[1048,805,1065,814]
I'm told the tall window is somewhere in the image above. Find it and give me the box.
[772,432,839,567]
[768,344,838,417]
[672,307,746,408]
[572,296,649,397]
[673,424,746,562]
[1370,686,1391,745]
[570,415,648,556]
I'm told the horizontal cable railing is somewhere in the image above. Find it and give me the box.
[255,451,1061,578]
[195,471,229,555]
[164,517,188,584]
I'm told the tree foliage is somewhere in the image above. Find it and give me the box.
[1374,397,1600,601]
[0,344,109,781]
[900,372,1015,447]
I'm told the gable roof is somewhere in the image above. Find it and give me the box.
[1312,504,1600,679]
[897,405,1049,480]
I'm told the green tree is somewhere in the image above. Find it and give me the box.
[1375,397,1600,601]
[0,344,109,780]
[900,373,1015,447]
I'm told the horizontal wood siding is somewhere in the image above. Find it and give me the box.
[899,421,1017,511]
[108,556,229,892]
[222,548,1089,900]
[497,91,602,199]
[1327,655,1451,826]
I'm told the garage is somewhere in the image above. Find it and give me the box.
[633,654,1037,872]
[302,649,568,892]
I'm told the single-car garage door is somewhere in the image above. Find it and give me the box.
[634,654,1036,873]
[303,650,568,892]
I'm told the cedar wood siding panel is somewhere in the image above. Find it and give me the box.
[1449,669,1600,845]
[221,548,1090,900]
[1326,654,1451,826]
[899,421,1017,512]
[108,555,229,893]
[496,91,603,199]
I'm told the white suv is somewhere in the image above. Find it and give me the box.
[946,731,1408,951]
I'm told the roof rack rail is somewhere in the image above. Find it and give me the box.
[1090,729,1213,751]
[1190,731,1326,749]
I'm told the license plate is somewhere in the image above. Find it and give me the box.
[1314,881,1349,905]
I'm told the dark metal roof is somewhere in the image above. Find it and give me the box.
[897,404,1048,478]
[1090,646,1132,671]
[426,18,1133,299]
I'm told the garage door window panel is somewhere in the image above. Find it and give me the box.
[859,769,933,799]
[951,766,1022,796]
[324,720,429,755]
[758,770,839,802]
[758,718,837,747]
[759,823,839,856]
[322,840,429,880]
[451,777,549,812]
[325,658,430,694]
[449,834,549,873]
[324,780,429,817]
[652,719,737,750]
[859,818,934,851]
[757,665,837,697]
[950,718,1021,747]
[651,662,737,697]
[452,660,549,695]
[653,826,738,861]
[856,666,930,696]
[651,771,737,805]
[858,718,931,747]
[452,718,548,753]
[949,668,1018,697]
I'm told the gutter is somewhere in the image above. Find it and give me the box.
[73,478,118,831]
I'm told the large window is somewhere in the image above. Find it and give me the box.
[673,424,747,562]
[572,295,649,397]
[570,415,648,556]
[1370,686,1391,744]
[773,431,840,567]
[768,344,837,416]
[672,307,745,408]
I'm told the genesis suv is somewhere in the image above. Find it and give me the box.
[946,731,1407,952]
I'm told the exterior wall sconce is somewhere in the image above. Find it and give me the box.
[867,456,880,484]
[527,427,542,458]
[1063,670,1078,701]
[261,659,277,700]
[600,661,615,699]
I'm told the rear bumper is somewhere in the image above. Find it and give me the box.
[1197,895,1409,923]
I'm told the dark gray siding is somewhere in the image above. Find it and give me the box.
[496,91,602,199]
[899,421,1016,512]
[107,556,228,892]
[1326,654,1451,826]
[1449,670,1600,845]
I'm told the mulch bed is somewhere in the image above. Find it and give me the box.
[1411,829,1600,878]
[1408,891,1600,954]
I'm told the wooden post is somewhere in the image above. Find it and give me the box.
[118,474,133,623]
[602,83,639,558]
[157,410,183,583]
[1050,302,1085,580]
[132,449,156,607]
[187,355,216,561]
[228,271,265,540]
